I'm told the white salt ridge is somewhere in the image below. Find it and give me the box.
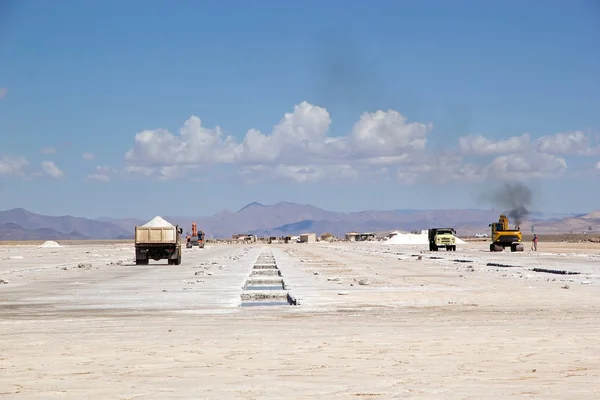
[40,241,62,248]
[383,230,467,245]
[142,216,174,228]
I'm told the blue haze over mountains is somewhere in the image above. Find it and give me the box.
[0,202,592,240]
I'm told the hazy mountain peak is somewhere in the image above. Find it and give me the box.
[237,202,265,212]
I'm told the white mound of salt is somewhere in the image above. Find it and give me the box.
[142,216,174,228]
[383,231,467,245]
[384,232,429,245]
[40,241,62,248]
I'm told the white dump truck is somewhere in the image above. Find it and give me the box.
[134,216,183,265]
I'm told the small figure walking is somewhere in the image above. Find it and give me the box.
[532,234,538,251]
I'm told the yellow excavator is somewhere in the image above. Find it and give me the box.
[489,214,524,252]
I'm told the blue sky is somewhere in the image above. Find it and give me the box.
[1,0,599,218]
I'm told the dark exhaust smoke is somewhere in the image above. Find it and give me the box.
[484,183,533,227]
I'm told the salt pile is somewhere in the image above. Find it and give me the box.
[384,231,429,245]
[40,241,62,248]
[383,230,467,245]
[142,216,174,228]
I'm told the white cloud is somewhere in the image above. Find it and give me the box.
[124,101,432,182]
[0,155,29,177]
[40,147,57,155]
[121,101,595,183]
[82,152,96,161]
[459,130,599,157]
[41,161,64,179]
[87,165,116,182]
[535,131,600,156]
[121,165,156,179]
[459,134,531,156]
[87,173,109,182]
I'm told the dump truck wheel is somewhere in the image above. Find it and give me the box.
[175,255,181,265]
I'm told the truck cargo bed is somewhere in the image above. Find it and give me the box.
[135,226,176,244]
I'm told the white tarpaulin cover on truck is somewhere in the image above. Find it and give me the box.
[142,216,174,228]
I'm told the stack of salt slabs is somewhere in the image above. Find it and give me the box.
[142,216,174,228]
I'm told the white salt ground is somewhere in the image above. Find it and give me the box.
[40,241,62,248]
[142,216,174,228]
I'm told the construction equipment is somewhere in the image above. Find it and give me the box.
[489,214,524,252]
[186,221,205,248]
[428,228,457,251]
[135,223,183,265]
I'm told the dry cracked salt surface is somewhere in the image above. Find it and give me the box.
[1,241,600,399]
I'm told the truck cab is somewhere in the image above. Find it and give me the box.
[428,228,457,251]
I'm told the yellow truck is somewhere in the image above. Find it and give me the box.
[134,224,183,265]
[428,228,457,251]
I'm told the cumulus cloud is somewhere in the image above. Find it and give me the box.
[41,161,64,179]
[0,155,29,177]
[459,134,531,156]
[460,130,599,158]
[87,165,116,182]
[82,152,96,161]
[124,101,432,182]
[122,101,596,183]
[535,131,600,156]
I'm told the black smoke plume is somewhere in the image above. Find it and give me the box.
[487,183,533,227]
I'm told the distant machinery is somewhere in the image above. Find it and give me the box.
[186,221,205,249]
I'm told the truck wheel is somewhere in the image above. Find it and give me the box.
[174,255,181,265]
[446,246,451,251]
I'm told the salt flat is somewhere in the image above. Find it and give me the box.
[1,241,600,399]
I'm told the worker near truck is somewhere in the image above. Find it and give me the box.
[532,234,538,251]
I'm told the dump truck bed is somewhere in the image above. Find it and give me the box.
[135,226,177,244]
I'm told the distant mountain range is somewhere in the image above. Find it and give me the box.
[0,203,596,241]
